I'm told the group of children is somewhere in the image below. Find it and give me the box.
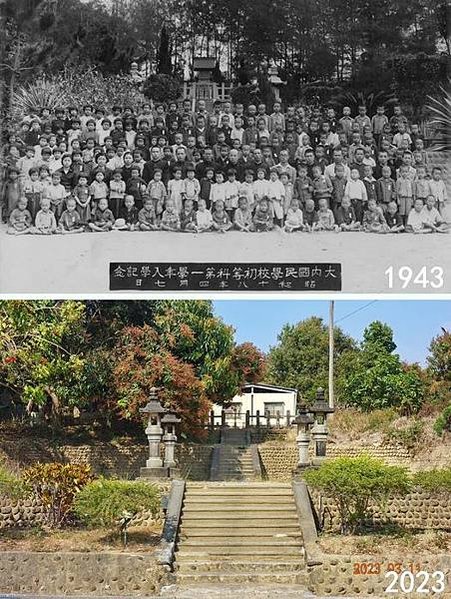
[1,98,448,236]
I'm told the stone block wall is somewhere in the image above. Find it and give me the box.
[307,554,450,598]
[0,551,168,596]
[310,489,451,532]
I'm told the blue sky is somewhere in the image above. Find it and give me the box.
[213,301,451,365]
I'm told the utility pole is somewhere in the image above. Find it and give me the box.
[328,301,334,409]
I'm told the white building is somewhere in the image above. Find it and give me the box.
[213,383,298,428]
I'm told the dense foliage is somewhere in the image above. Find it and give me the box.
[22,463,93,527]
[413,468,451,492]
[0,300,265,439]
[0,463,27,501]
[74,478,160,544]
[303,456,411,534]
[266,317,357,402]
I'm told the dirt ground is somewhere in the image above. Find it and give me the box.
[318,529,451,555]
[0,524,161,553]
[0,223,450,294]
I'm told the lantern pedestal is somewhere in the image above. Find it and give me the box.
[140,466,169,479]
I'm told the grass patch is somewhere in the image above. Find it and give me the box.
[329,409,397,437]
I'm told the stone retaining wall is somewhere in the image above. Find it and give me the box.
[0,434,212,480]
[258,442,447,481]
[307,554,450,597]
[310,489,451,532]
[0,551,169,596]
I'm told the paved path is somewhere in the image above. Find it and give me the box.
[1,225,450,294]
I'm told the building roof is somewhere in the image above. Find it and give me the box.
[241,382,298,394]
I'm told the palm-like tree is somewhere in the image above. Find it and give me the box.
[426,83,451,152]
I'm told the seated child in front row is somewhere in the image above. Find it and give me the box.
[180,198,197,232]
[113,194,139,231]
[196,198,213,232]
[234,196,253,232]
[421,195,450,234]
[406,199,429,234]
[313,198,338,231]
[212,199,233,233]
[58,196,84,234]
[334,197,361,232]
[160,199,181,232]
[138,196,159,231]
[7,197,32,235]
[384,201,404,233]
[88,198,114,232]
[284,198,304,233]
[253,198,274,232]
[34,197,57,235]
[362,198,388,233]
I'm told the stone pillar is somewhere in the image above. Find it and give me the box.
[296,429,311,468]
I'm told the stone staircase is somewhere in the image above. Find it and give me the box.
[174,481,307,587]
[210,427,259,482]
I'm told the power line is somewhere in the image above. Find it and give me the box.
[335,301,378,324]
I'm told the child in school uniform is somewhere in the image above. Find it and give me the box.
[429,167,448,215]
[385,201,404,233]
[209,171,227,209]
[267,168,285,226]
[314,198,338,231]
[396,164,414,226]
[114,194,139,231]
[344,168,368,223]
[7,197,33,235]
[180,198,197,232]
[224,168,240,221]
[330,164,347,213]
[199,167,215,209]
[196,198,214,232]
[284,198,304,233]
[34,197,57,234]
[406,199,429,233]
[58,196,84,234]
[311,165,332,210]
[302,198,319,231]
[234,196,253,232]
[47,171,68,221]
[376,166,396,211]
[253,198,274,232]
[362,165,378,204]
[160,199,181,232]
[362,198,388,233]
[212,199,233,233]
[109,169,126,219]
[239,170,256,213]
[421,194,450,233]
[146,168,167,218]
[182,166,201,208]
[88,197,114,232]
[413,165,430,204]
[137,196,159,231]
[23,167,43,222]
[293,165,313,208]
[334,197,361,231]
[167,167,184,215]
[280,172,294,217]
[126,165,147,212]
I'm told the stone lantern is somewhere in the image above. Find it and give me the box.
[268,65,286,103]
[162,412,181,476]
[294,404,315,470]
[310,388,334,464]
[139,387,168,478]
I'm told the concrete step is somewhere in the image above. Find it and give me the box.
[176,546,304,557]
[182,505,297,513]
[186,482,291,488]
[177,560,305,574]
[180,517,300,527]
[175,552,304,563]
[186,488,292,496]
[176,572,308,585]
[184,497,294,505]
[179,539,302,548]
[180,526,301,536]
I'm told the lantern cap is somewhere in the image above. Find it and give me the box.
[139,388,166,415]
[294,403,314,426]
[161,412,181,424]
[310,388,334,414]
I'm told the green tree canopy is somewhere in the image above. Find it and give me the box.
[343,321,426,414]
[266,316,356,402]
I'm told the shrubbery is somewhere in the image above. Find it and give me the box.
[0,463,27,501]
[23,463,92,527]
[433,405,451,436]
[303,456,411,534]
[143,74,182,103]
[413,468,451,493]
[74,479,160,545]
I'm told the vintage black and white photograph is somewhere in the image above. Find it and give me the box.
[0,0,449,293]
